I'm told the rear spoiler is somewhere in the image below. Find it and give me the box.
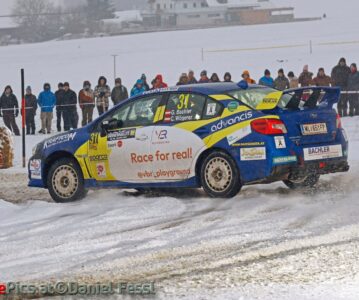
[282,86,341,109]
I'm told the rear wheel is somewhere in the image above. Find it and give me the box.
[200,151,242,198]
[283,174,320,190]
[47,158,87,203]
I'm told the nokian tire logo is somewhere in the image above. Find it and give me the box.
[211,111,253,132]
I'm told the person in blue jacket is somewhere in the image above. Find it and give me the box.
[259,69,274,88]
[38,83,56,134]
[131,79,146,97]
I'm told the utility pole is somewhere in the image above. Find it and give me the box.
[111,54,118,82]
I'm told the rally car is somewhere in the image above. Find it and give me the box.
[29,82,349,202]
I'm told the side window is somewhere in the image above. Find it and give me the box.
[165,93,207,123]
[101,95,162,130]
[203,98,223,119]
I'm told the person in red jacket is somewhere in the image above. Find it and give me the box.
[78,81,95,126]
[152,74,168,89]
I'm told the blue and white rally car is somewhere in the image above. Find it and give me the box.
[29,82,349,202]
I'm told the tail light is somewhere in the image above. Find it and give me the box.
[336,114,342,129]
[251,118,287,135]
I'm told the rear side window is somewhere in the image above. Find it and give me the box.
[165,93,207,123]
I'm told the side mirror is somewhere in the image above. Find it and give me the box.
[100,119,124,137]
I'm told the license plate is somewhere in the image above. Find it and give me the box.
[301,123,327,135]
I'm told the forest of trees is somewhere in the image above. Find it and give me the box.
[12,0,116,42]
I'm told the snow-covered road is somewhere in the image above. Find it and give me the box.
[0,118,359,299]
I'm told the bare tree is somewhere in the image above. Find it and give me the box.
[12,0,64,42]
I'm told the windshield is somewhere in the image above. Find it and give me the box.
[228,88,292,109]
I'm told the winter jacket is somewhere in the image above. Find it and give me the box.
[63,89,77,112]
[152,75,168,89]
[0,93,19,116]
[111,85,129,105]
[259,76,274,88]
[24,94,37,116]
[131,85,146,97]
[188,78,198,84]
[289,77,299,89]
[55,89,65,112]
[38,90,56,113]
[312,75,332,87]
[198,77,210,84]
[274,76,290,91]
[94,85,111,108]
[78,89,95,110]
[298,71,313,87]
[348,71,359,91]
[331,64,350,88]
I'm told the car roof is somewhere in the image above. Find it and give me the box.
[133,82,264,100]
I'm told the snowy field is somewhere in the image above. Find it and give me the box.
[1,0,359,298]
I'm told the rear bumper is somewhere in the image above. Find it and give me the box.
[246,159,349,185]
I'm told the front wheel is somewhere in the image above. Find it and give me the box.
[47,158,87,203]
[200,151,242,198]
[283,174,320,190]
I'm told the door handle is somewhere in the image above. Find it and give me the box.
[136,134,149,141]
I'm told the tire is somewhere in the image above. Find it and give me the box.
[47,157,87,203]
[200,151,242,198]
[283,174,320,190]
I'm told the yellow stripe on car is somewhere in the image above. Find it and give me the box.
[210,94,235,101]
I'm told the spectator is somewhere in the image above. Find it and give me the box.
[177,73,189,86]
[331,57,351,117]
[38,83,56,134]
[24,86,37,135]
[55,83,65,132]
[288,71,299,88]
[298,65,314,87]
[223,72,232,82]
[94,76,111,116]
[274,69,290,91]
[152,74,168,89]
[111,78,128,106]
[131,79,146,96]
[241,70,256,84]
[188,70,198,84]
[63,82,78,130]
[140,74,150,91]
[79,81,95,126]
[210,73,220,83]
[348,63,359,116]
[198,70,210,83]
[259,69,274,87]
[0,85,20,136]
[312,68,332,87]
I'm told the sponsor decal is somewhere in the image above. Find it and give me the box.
[211,111,253,133]
[206,103,217,116]
[232,141,265,147]
[152,130,169,145]
[227,126,251,145]
[96,163,106,177]
[89,155,108,162]
[142,86,179,95]
[274,136,286,149]
[273,156,297,165]
[240,147,266,161]
[43,132,77,149]
[130,148,193,164]
[108,129,136,141]
[303,145,343,161]
[263,97,278,104]
[29,159,41,179]
[227,101,239,112]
